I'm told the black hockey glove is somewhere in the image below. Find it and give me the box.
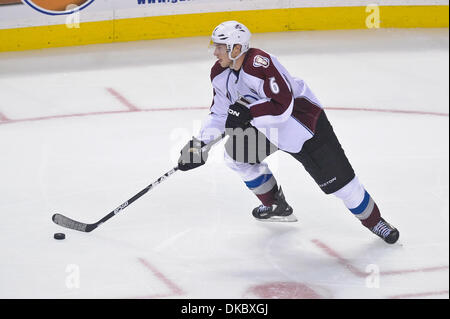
[178,137,209,171]
[225,97,253,130]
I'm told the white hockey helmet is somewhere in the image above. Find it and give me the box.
[211,21,251,62]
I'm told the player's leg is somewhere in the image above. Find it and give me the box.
[290,111,399,243]
[332,176,399,243]
[224,127,296,221]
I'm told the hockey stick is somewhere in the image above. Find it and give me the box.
[52,134,225,233]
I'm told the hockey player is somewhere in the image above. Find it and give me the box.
[178,21,399,244]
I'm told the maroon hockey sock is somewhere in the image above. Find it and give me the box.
[255,184,278,206]
[361,203,382,228]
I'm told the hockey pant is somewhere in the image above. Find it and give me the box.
[224,111,381,228]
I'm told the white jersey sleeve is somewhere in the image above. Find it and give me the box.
[195,112,226,144]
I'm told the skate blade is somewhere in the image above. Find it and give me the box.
[255,214,298,222]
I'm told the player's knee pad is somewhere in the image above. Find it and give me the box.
[332,176,365,208]
[333,176,381,228]
[224,151,271,181]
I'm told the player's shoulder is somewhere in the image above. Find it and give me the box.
[242,48,273,79]
[210,60,228,82]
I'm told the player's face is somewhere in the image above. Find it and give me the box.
[213,44,232,68]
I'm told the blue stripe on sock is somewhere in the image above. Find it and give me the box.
[245,174,273,189]
[350,191,370,215]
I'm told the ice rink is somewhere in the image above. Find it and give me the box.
[0,28,448,299]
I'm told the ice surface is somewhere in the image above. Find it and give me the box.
[0,28,448,299]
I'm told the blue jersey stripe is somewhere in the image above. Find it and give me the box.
[350,191,370,215]
[245,174,273,189]
[244,94,258,102]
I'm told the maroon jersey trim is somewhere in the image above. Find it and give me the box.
[291,97,323,133]
[243,49,293,119]
[210,60,228,82]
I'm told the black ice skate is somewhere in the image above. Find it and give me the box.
[370,218,400,244]
[252,187,297,222]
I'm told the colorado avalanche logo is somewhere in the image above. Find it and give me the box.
[23,0,95,16]
[253,55,270,68]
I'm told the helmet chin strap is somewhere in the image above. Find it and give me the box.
[228,49,246,69]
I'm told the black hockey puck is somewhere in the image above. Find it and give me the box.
[54,233,65,240]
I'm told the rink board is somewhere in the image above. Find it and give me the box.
[0,4,448,52]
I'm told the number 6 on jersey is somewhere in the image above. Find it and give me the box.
[269,77,280,94]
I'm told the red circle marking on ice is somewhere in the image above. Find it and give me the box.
[245,282,322,299]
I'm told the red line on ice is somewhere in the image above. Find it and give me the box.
[0,106,447,126]
[311,239,366,277]
[311,239,449,277]
[0,110,131,125]
[381,265,449,276]
[326,106,449,117]
[388,290,449,299]
[0,111,10,122]
[0,107,208,126]
[137,257,184,296]
[106,87,140,111]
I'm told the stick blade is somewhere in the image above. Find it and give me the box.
[52,213,93,232]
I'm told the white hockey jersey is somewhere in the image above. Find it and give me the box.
[197,48,324,153]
